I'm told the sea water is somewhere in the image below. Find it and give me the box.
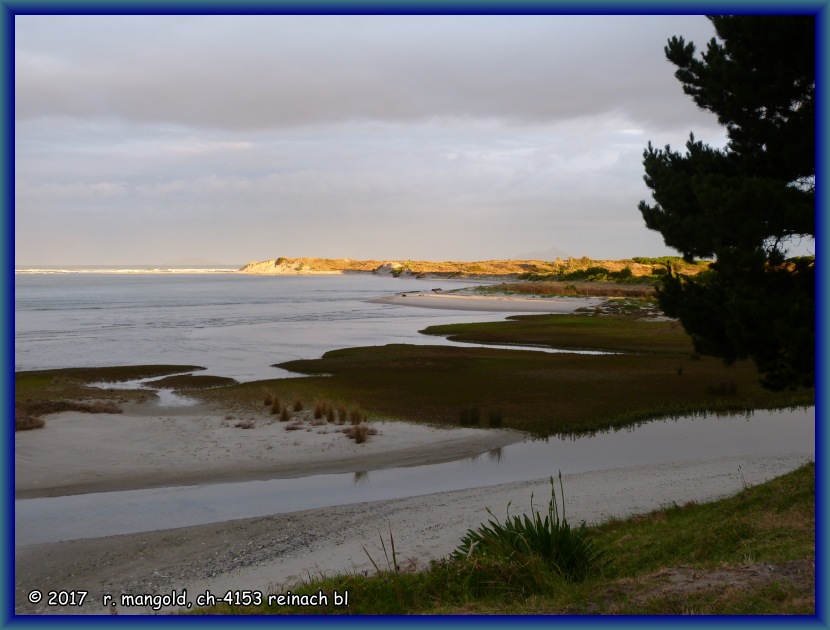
[15,271,531,381]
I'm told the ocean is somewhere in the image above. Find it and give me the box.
[14,270,520,381]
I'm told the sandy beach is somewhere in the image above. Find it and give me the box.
[369,291,605,312]
[15,398,814,615]
[15,402,524,499]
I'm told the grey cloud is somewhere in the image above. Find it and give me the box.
[16,14,747,266]
[15,15,718,131]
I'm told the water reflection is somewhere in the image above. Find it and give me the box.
[487,447,504,463]
[545,405,786,441]
[16,407,814,546]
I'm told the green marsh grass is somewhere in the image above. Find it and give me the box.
[193,315,812,438]
[14,365,204,430]
[421,313,695,354]
[144,374,238,389]
[481,280,655,299]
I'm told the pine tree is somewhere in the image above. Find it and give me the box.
[638,16,814,390]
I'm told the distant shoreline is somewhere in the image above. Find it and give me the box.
[14,266,241,275]
[15,255,709,279]
[370,291,604,313]
[236,255,699,279]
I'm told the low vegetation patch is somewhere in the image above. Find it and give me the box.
[191,314,812,437]
[453,474,606,586]
[14,400,122,431]
[475,281,656,299]
[421,313,695,355]
[343,423,377,443]
[233,394,378,443]
[14,365,204,431]
[144,374,238,390]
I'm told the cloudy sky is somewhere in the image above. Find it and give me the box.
[15,14,739,266]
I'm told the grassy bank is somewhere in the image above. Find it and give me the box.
[194,462,815,615]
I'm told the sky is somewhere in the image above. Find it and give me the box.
[14,14,763,267]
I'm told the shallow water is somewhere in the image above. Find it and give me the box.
[15,273,601,382]
[15,407,813,546]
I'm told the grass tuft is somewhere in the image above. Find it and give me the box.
[350,405,366,425]
[344,423,377,443]
[453,473,605,585]
[337,404,348,424]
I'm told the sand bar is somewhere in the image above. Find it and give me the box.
[369,292,604,312]
[15,403,524,499]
